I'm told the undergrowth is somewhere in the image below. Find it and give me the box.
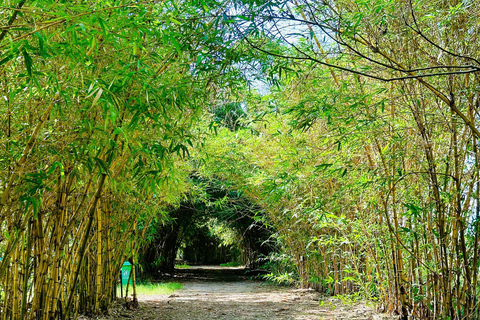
[220,261,242,267]
[118,282,183,296]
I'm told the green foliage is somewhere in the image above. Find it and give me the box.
[263,272,298,286]
[220,261,242,267]
[0,0,263,317]
[194,2,480,318]
[211,102,247,131]
[259,251,298,285]
[1,1,480,319]
[205,218,240,247]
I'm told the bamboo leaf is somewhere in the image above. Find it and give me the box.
[92,88,103,107]
[94,157,110,175]
[48,161,65,181]
[22,49,33,78]
[0,54,13,66]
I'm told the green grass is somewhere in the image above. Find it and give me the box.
[219,261,242,267]
[117,282,183,296]
[175,263,191,269]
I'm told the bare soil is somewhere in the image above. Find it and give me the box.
[80,266,398,320]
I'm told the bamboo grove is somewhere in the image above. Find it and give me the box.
[196,0,480,319]
[0,0,244,318]
[1,0,480,320]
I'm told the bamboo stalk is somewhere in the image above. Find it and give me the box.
[95,204,103,312]
[12,240,20,320]
[63,173,107,320]
[20,219,33,320]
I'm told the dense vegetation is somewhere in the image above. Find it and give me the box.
[1,0,479,319]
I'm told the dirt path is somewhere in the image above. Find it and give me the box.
[84,266,397,320]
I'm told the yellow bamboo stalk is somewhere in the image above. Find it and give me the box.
[2,263,11,320]
[63,173,107,320]
[390,100,408,316]
[44,177,66,319]
[94,203,103,312]
[132,260,137,305]
[12,242,20,320]
[20,219,33,319]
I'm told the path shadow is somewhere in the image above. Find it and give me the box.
[170,265,264,282]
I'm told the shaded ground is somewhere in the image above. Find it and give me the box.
[81,266,397,320]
